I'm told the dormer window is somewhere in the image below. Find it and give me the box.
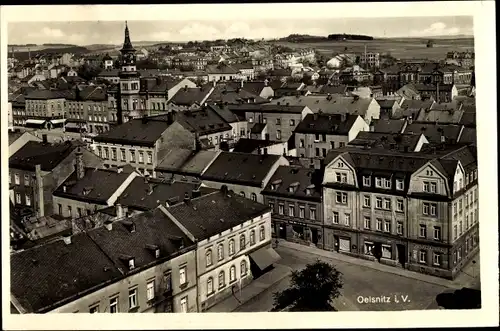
[396,179,404,190]
[375,177,382,188]
[363,176,371,186]
[383,178,391,189]
[155,248,160,258]
[129,258,135,270]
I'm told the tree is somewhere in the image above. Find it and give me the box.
[271,260,343,312]
[77,63,103,81]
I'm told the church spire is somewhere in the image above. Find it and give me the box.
[120,21,136,53]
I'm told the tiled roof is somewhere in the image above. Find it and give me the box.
[319,84,348,95]
[156,107,232,136]
[228,103,307,114]
[53,167,136,204]
[400,99,434,111]
[269,95,373,116]
[141,76,183,94]
[294,113,359,135]
[10,233,122,313]
[25,89,69,100]
[156,149,219,175]
[202,151,282,187]
[206,64,239,74]
[117,177,215,210]
[167,191,270,240]
[371,119,407,134]
[9,140,84,172]
[458,127,476,145]
[93,118,171,146]
[261,165,322,201]
[404,123,463,144]
[349,132,423,151]
[232,138,283,154]
[416,104,464,123]
[241,81,269,95]
[169,85,213,106]
[207,104,243,123]
[376,99,398,109]
[87,208,195,273]
[205,85,268,105]
[250,122,267,134]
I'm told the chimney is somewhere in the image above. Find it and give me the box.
[241,80,244,88]
[34,164,44,217]
[436,81,440,103]
[341,113,346,122]
[440,135,446,143]
[144,174,150,183]
[75,148,85,180]
[116,203,124,219]
[263,148,268,155]
[105,221,113,231]
[369,124,374,132]
[184,192,190,202]
[63,236,72,245]
[167,111,175,125]
[42,134,48,143]
[408,116,413,124]
[116,165,123,173]
[192,189,201,199]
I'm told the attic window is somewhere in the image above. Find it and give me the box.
[128,258,135,270]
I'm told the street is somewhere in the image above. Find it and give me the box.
[235,245,450,312]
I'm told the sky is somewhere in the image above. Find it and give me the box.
[8,16,473,46]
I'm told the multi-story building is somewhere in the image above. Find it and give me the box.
[262,165,324,247]
[166,190,277,311]
[9,140,102,218]
[445,51,475,69]
[10,207,198,313]
[24,89,69,129]
[360,52,380,68]
[228,104,313,143]
[8,130,42,157]
[321,143,478,279]
[201,152,289,204]
[294,114,369,159]
[65,86,111,135]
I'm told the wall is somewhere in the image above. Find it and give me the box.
[50,249,198,313]
[9,132,41,157]
[245,112,303,142]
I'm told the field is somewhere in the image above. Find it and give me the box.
[273,37,474,61]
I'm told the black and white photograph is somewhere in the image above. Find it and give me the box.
[1,2,497,329]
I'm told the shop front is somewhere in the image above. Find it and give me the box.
[273,218,322,247]
[323,227,358,254]
[360,233,407,267]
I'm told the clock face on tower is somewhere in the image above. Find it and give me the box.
[123,53,135,64]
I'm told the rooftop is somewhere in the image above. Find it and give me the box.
[232,138,284,154]
[262,165,322,201]
[294,113,359,135]
[93,118,171,147]
[156,149,219,175]
[269,95,373,116]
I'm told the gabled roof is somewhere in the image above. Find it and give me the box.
[201,152,282,187]
[349,132,423,151]
[24,89,69,100]
[294,113,359,135]
[167,191,270,240]
[156,149,219,176]
[319,84,348,95]
[228,103,307,114]
[404,123,463,144]
[261,165,322,201]
[205,85,268,105]
[250,122,267,134]
[169,107,233,135]
[270,95,373,116]
[53,167,136,204]
[371,119,407,134]
[376,99,398,109]
[9,140,84,172]
[207,104,244,123]
[206,63,239,74]
[169,84,213,106]
[93,118,171,146]
[231,138,283,154]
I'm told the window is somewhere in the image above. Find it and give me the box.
[363,176,371,186]
[206,250,213,267]
[240,234,246,250]
[397,222,403,235]
[384,198,391,210]
[14,173,20,185]
[278,203,284,215]
[147,152,153,164]
[336,192,347,204]
[58,204,62,215]
[89,305,99,313]
[430,182,437,193]
[434,226,441,240]
[276,130,281,140]
[364,216,371,229]
[457,248,462,261]
[315,148,320,157]
[430,203,437,216]
[383,178,391,189]
[109,297,118,313]
[103,148,109,159]
[241,260,247,276]
[259,226,265,241]
[299,205,305,218]
[433,253,441,266]
[419,250,427,263]
[229,239,235,255]
[290,119,295,126]
[179,267,186,285]
[333,212,339,224]
[376,218,382,231]
[121,149,126,161]
[383,220,391,232]
[217,243,224,261]
[288,205,295,217]
[382,245,392,259]
[423,203,429,215]
[459,221,463,235]
[251,193,257,201]
[375,197,383,209]
[128,288,138,309]
[474,169,477,180]
[180,297,188,313]
[423,182,429,192]
[363,195,371,207]
[276,118,281,125]
[147,280,155,301]
[24,174,30,186]
[396,179,404,190]
[130,150,136,162]
[453,225,458,239]
[344,214,351,226]
[111,148,117,160]
[396,199,404,212]
[25,194,31,206]
[67,206,72,217]
[419,225,427,238]
[299,139,305,148]
[375,177,382,188]
[207,277,214,295]
[310,208,316,220]
[139,151,144,163]
[230,265,236,282]
[218,271,225,288]
[97,146,102,158]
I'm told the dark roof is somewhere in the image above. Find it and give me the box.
[404,123,463,144]
[349,132,423,151]
[414,83,455,92]
[169,85,213,106]
[250,122,267,134]
[53,167,135,204]
[9,140,84,172]
[206,64,239,74]
[87,208,194,274]
[117,177,214,210]
[269,68,292,77]
[371,119,407,134]
[232,138,283,154]
[458,127,476,145]
[65,86,107,102]
[241,81,269,95]
[156,149,219,175]
[261,165,322,201]
[168,191,270,240]
[319,84,348,95]
[93,118,171,147]
[208,104,243,123]
[400,98,434,110]
[8,131,28,145]
[228,103,307,114]
[294,113,359,135]
[153,107,232,136]
[206,85,268,105]
[10,233,122,313]
[24,89,70,100]
[201,151,282,187]
[376,99,398,109]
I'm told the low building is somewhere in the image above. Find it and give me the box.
[10,208,198,313]
[168,84,215,111]
[166,190,278,311]
[348,132,429,152]
[262,166,323,247]
[376,99,402,119]
[156,149,220,184]
[321,144,478,279]
[413,83,458,103]
[294,113,369,159]
[201,151,289,203]
[231,138,288,156]
[206,63,240,82]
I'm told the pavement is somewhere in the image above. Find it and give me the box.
[206,263,292,312]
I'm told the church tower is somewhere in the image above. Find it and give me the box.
[118,21,141,121]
